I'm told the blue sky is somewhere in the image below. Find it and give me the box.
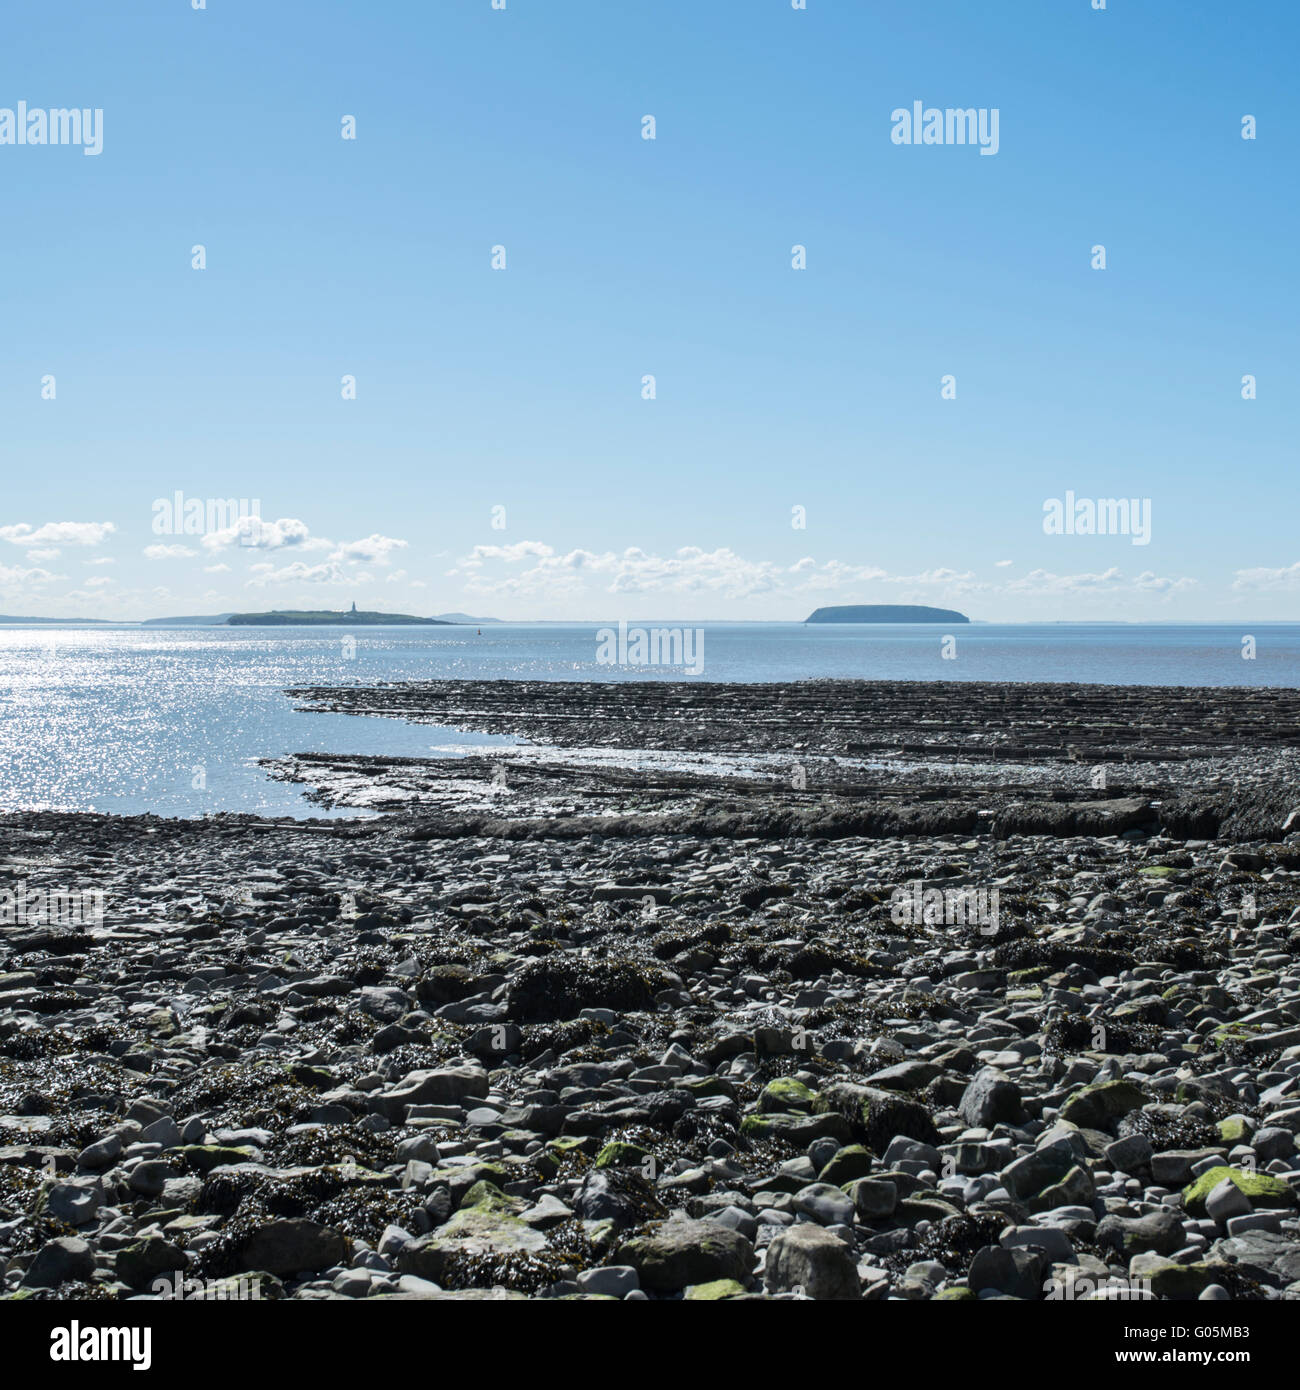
[0,0,1296,622]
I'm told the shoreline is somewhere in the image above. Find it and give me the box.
[3,679,1300,1302]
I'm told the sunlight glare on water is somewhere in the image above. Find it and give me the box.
[0,622,1297,819]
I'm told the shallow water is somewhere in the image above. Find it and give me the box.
[0,621,1295,818]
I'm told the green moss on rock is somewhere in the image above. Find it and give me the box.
[1217,1117,1253,1144]
[1182,1166,1297,1216]
[595,1141,649,1170]
[817,1145,875,1186]
[757,1077,817,1115]
[684,1278,747,1300]
[460,1180,522,1214]
[739,1111,852,1145]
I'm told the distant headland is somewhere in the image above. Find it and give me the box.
[805,604,970,624]
[0,609,498,627]
[0,614,113,625]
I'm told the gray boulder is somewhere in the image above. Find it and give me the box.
[617,1220,754,1292]
[959,1068,1022,1128]
[21,1237,97,1288]
[764,1223,860,1300]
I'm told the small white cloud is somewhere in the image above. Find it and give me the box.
[143,544,197,560]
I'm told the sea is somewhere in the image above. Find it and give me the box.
[0,621,1296,819]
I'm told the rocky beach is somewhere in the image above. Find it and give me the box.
[4,678,1300,1303]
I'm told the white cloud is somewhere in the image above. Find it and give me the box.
[246,560,348,586]
[1134,570,1196,593]
[1004,567,1194,597]
[785,559,890,592]
[1232,562,1300,592]
[143,544,197,560]
[1005,567,1123,594]
[455,542,903,603]
[0,521,115,547]
[0,564,57,586]
[331,534,408,565]
[460,543,796,601]
[462,541,555,568]
[451,540,1199,612]
[201,516,312,551]
[885,567,976,586]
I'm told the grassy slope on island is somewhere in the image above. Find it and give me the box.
[141,614,235,626]
[226,610,454,626]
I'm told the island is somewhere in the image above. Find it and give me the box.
[226,607,454,626]
[804,604,969,624]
